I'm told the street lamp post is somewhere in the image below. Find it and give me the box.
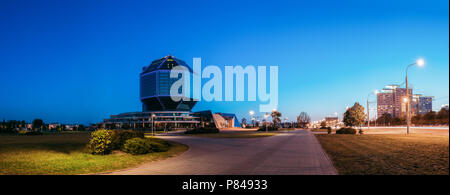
[405,58,424,134]
[367,90,379,131]
[151,113,156,136]
[334,112,339,129]
[264,113,269,132]
[249,110,254,127]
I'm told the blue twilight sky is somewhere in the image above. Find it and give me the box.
[0,0,448,124]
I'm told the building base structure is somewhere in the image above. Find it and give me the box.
[101,110,240,131]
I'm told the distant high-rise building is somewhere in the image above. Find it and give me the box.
[377,85,396,118]
[392,87,413,118]
[376,84,414,118]
[411,94,421,115]
[418,96,433,114]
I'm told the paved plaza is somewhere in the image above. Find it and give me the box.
[107,130,337,175]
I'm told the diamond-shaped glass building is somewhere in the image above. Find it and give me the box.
[140,55,197,111]
[100,55,240,130]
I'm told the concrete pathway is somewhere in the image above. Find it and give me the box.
[106,130,337,175]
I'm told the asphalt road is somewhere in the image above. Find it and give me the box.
[106,129,337,175]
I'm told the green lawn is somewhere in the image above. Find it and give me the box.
[316,134,449,175]
[0,133,188,175]
[187,131,278,138]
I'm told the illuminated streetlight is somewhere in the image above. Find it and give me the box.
[417,58,425,67]
[367,90,379,130]
[405,58,425,134]
[152,113,156,136]
[264,113,269,132]
[373,90,380,127]
[249,110,255,127]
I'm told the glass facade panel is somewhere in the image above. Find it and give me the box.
[158,71,181,95]
[140,73,156,98]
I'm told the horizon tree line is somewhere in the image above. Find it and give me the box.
[0,118,90,133]
[375,107,449,126]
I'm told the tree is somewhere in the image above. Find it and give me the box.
[78,125,86,131]
[241,118,247,127]
[423,111,436,125]
[436,108,449,125]
[412,114,422,125]
[320,121,327,128]
[32,119,44,131]
[392,117,404,125]
[0,119,5,133]
[297,112,311,128]
[377,113,393,126]
[343,102,366,129]
[271,110,282,127]
[59,124,66,132]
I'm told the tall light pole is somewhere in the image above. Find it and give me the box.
[334,112,339,129]
[264,113,269,132]
[367,90,379,131]
[405,58,425,134]
[249,110,255,127]
[151,113,156,136]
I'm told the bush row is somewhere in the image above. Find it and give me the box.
[122,138,170,155]
[110,130,144,150]
[87,129,167,155]
[335,127,357,134]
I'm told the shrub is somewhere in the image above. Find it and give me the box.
[185,127,219,134]
[87,129,113,155]
[122,138,151,155]
[148,141,169,152]
[110,130,144,150]
[336,127,357,134]
[147,137,172,148]
[122,138,169,155]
